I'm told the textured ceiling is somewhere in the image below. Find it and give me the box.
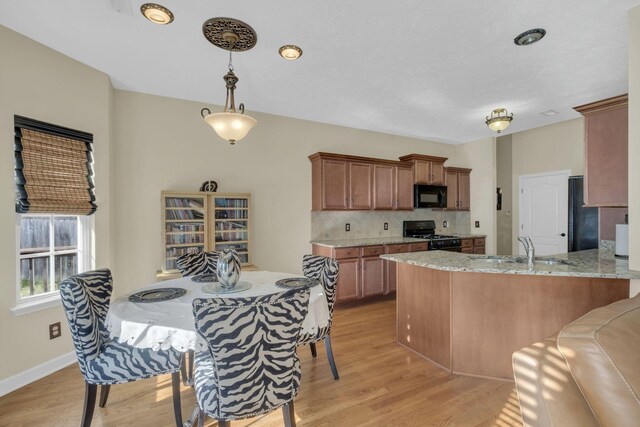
[1,0,639,144]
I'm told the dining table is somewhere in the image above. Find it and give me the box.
[106,270,329,426]
[106,270,330,353]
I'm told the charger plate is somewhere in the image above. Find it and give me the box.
[129,287,187,303]
[202,281,252,294]
[275,277,319,289]
[192,274,217,283]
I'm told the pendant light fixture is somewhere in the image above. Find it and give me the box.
[200,18,257,145]
[485,108,514,133]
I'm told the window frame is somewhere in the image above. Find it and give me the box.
[12,213,94,316]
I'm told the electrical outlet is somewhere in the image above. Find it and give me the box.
[475,221,480,228]
[443,221,448,228]
[49,322,61,340]
[384,222,388,230]
[345,223,350,232]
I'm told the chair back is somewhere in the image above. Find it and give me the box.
[302,254,339,317]
[176,251,219,276]
[192,288,310,419]
[59,269,113,379]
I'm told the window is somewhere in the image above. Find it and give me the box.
[16,214,93,304]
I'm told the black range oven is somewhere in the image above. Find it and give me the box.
[403,220,462,252]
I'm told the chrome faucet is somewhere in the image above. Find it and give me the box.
[518,236,535,267]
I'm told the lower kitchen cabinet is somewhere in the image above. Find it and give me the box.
[362,256,385,297]
[462,238,485,254]
[335,257,359,302]
[313,243,418,303]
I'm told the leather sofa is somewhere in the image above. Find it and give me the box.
[512,294,640,427]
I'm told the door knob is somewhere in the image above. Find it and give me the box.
[560,233,566,237]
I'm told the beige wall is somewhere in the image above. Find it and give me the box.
[110,91,467,295]
[452,137,497,254]
[496,135,513,254]
[510,118,584,253]
[0,26,113,379]
[629,6,640,296]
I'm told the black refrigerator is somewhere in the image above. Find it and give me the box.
[568,176,599,252]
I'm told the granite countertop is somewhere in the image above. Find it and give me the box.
[380,249,640,280]
[449,233,486,239]
[310,236,425,248]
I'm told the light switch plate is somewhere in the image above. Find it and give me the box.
[475,221,480,228]
[443,221,448,228]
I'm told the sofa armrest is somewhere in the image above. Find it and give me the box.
[513,336,597,427]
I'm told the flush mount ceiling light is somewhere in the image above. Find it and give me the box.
[514,28,546,46]
[200,18,258,145]
[279,45,303,60]
[140,3,174,25]
[485,108,514,133]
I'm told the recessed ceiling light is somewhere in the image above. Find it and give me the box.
[514,28,546,46]
[539,110,559,117]
[140,3,174,25]
[279,45,303,60]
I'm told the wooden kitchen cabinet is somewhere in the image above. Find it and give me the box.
[399,154,448,185]
[362,256,385,297]
[396,165,414,210]
[445,167,471,211]
[462,237,486,254]
[310,153,414,211]
[373,164,395,210]
[335,258,360,302]
[574,95,628,207]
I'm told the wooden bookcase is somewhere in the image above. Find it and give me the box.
[161,191,254,274]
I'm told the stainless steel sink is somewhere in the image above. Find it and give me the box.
[469,255,573,266]
[534,257,574,266]
[469,255,519,264]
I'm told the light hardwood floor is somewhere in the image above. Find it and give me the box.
[0,299,523,426]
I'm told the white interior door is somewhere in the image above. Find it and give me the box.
[519,171,569,256]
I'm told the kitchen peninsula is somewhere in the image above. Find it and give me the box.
[381,249,640,380]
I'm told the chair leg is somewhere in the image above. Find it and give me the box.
[217,419,230,427]
[188,349,194,386]
[181,353,188,385]
[324,335,339,380]
[198,409,206,426]
[282,401,296,427]
[171,372,183,427]
[98,384,110,408]
[81,382,97,427]
[309,342,317,358]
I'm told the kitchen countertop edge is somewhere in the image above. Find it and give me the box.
[380,249,640,280]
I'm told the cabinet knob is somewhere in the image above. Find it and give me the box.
[560,233,566,237]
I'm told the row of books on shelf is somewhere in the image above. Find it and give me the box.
[166,223,205,232]
[166,246,203,258]
[215,222,247,231]
[166,198,204,209]
[167,235,206,245]
[214,210,248,220]
[215,232,247,242]
[166,209,205,220]
[214,198,248,208]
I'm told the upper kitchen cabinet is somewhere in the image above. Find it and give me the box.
[574,95,628,207]
[445,167,471,211]
[399,154,448,185]
[310,152,412,211]
[373,163,414,210]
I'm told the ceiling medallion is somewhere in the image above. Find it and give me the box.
[514,28,546,46]
[140,3,174,25]
[485,108,514,133]
[279,45,303,60]
[202,18,257,52]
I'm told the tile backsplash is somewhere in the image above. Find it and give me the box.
[311,210,471,240]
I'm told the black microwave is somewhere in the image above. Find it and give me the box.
[414,185,447,208]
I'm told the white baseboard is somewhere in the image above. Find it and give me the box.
[0,351,77,397]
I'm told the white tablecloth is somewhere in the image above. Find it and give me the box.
[106,271,329,352]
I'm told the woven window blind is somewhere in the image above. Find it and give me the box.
[14,115,96,215]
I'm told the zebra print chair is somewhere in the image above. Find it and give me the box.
[59,269,184,427]
[297,254,340,379]
[192,288,310,427]
[176,251,220,276]
[175,251,221,385]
